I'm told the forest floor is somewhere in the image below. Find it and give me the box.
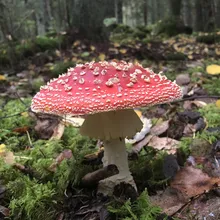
[0,32,220,220]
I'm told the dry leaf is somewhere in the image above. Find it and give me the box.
[90,45,96,51]
[49,149,73,171]
[98,53,106,61]
[171,166,220,200]
[150,120,169,136]
[4,151,15,165]
[216,100,220,108]
[0,205,10,217]
[119,49,127,54]
[150,187,185,215]
[0,75,6,80]
[148,136,179,154]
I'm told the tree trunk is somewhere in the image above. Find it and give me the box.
[169,0,182,17]
[115,0,123,23]
[35,0,46,35]
[143,0,148,25]
[216,0,220,28]
[44,0,53,32]
[182,0,192,27]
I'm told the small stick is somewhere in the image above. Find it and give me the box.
[81,164,119,187]
[171,95,220,104]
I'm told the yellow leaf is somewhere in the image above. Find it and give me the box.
[71,57,77,62]
[0,75,6,80]
[55,50,61,57]
[215,48,220,55]
[134,110,142,118]
[90,45,96,51]
[119,49,127,54]
[216,100,220,108]
[98,53,105,61]
[21,112,29,117]
[114,42,120,47]
[0,144,6,154]
[206,64,220,75]
[188,55,193,60]
[73,40,80,47]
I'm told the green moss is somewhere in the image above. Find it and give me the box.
[203,77,220,95]
[108,190,162,220]
[0,114,97,220]
[15,41,36,58]
[198,104,220,128]
[8,177,56,220]
[130,148,168,189]
[166,52,186,61]
[196,33,220,44]
[0,98,31,129]
[153,17,192,37]
[35,36,61,51]
[51,61,76,77]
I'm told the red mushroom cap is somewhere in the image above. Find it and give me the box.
[31,61,182,116]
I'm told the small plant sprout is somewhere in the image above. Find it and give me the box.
[31,61,182,195]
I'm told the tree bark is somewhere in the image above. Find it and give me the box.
[169,0,182,17]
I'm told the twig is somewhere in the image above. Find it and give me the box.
[14,10,34,33]
[0,112,25,120]
[171,95,220,103]
[14,91,29,107]
[170,193,204,217]
[26,130,33,147]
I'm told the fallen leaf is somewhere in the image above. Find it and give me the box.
[150,120,169,136]
[170,166,220,200]
[148,136,179,154]
[0,205,10,217]
[0,144,6,156]
[0,75,6,80]
[90,45,96,51]
[55,50,61,57]
[13,126,29,134]
[73,40,81,47]
[98,53,106,61]
[206,64,220,75]
[119,49,127,54]
[150,187,185,216]
[49,149,73,171]
[4,151,15,165]
[216,100,220,108]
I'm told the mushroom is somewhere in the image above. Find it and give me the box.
[31,61,182,195]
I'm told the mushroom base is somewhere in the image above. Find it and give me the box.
[98,138,136,196]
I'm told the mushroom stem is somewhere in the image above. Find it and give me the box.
[98,138,137,195]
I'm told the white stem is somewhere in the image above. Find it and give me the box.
[98,138,136,195]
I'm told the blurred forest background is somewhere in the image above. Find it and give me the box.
[0,0,220,69]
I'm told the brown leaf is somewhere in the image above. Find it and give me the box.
[0,205,10,217]
[148,136,179,154]
[49,149,73,172]
[150,120,169,136]
[150,187,185,216]
[13,126,29,134]
[170,166,220,200]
